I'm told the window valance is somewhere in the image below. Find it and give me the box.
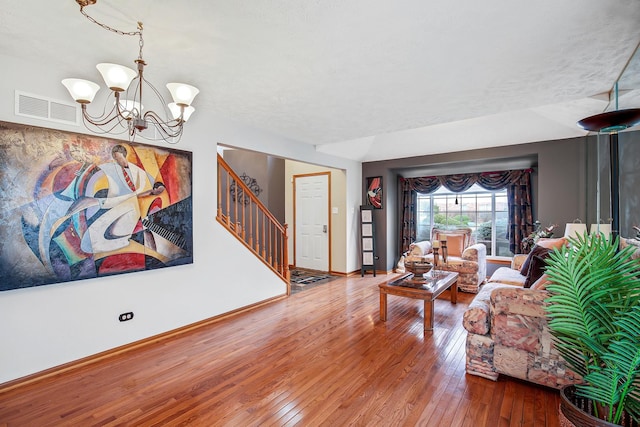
[402,169,534,194]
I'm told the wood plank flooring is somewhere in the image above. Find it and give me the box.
[0,274,561,426]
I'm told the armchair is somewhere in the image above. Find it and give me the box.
[423,227,487,293]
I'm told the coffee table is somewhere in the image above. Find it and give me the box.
[379,271,458,331]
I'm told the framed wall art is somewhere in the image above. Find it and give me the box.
[366,176,382,209]
[0,121,193,291]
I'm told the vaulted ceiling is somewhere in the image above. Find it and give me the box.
[2,0,640,161]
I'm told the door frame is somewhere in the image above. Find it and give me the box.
[293,172,331,272]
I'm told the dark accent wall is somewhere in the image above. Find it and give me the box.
[362,131,640,272]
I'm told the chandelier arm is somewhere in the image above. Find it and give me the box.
[80,95,116,122]
[81,92,133,127]
[81,110,129,136]
[144,111,184,134]
[81,104,123,128]
[141,75,173,116]
[143,111,185,145]
[124,79,142,109]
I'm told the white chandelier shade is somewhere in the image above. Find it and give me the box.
[166,83,200,107]
[169,103,195,122]
[61,78,101,104]
[96,63,137,91]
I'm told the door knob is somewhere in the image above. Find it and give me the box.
[323,225,327,233]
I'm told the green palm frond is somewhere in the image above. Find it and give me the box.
[544,233,640,423]
[627,391,640,422]
[576,371,623,421]
[593,340,640,424]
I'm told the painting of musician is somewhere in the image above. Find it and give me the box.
[0,122,193,291]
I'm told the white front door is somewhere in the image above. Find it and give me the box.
[294,173,329,271]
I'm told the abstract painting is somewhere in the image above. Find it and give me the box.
[0,122,193,291]
[366,176,382,209]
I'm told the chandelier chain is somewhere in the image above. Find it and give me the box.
[79,5,146,61]
[79,5,141,37]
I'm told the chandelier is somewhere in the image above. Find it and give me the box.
[61,0,199,144]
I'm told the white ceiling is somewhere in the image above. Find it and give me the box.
[1,0,640,162]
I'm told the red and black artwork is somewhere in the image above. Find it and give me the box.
[366,176,383,209]
[0,122,193,291]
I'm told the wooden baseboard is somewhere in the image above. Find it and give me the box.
[351,269,396,277]
[330,270,347,276]
[0,293,288,394]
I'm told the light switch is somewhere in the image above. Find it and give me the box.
[332,207,338,214]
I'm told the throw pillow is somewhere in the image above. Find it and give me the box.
[520,244,550,276]
[409,241,432,258]
[536,237,568,250]
[525,254,548,288]
[444,234,466,257]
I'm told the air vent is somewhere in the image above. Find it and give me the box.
[15,91,79,125]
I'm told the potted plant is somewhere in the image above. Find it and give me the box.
[521,220,557,253]
[544,232,640,426]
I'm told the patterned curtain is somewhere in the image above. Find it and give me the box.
[399,178,417,254]
[398,169,533,255]
[506,171,533,254]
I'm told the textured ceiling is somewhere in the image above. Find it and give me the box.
[1,0,640,161]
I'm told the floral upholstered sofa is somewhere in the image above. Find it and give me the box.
[462,238,582,389]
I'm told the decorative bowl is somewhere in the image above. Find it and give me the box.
[405,261,433,277]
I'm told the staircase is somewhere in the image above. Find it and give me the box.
[217,154,290,290]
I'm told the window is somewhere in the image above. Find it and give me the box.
[416,184,512,257]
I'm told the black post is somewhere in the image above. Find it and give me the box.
[609,132,620,241]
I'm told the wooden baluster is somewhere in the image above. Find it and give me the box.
[273,231,278,272]
[241,192,246,241]
[225,170,231,226]
[248,199,254,248]
[254,202,259,252]
[217,162,222,219]
[268,222,273,266]
[262,214,266,258]
[284,224,290,282]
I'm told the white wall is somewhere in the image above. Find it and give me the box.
[0,53,361,384]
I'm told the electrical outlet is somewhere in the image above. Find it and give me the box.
[118,312,134,322]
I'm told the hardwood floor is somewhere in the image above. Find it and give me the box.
[0,274,561,426]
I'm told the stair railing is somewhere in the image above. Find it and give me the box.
[217,154,290,289]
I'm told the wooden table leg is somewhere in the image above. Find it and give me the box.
[380,291,387,322]
[451,281,458,304]
[424,299,434,331]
